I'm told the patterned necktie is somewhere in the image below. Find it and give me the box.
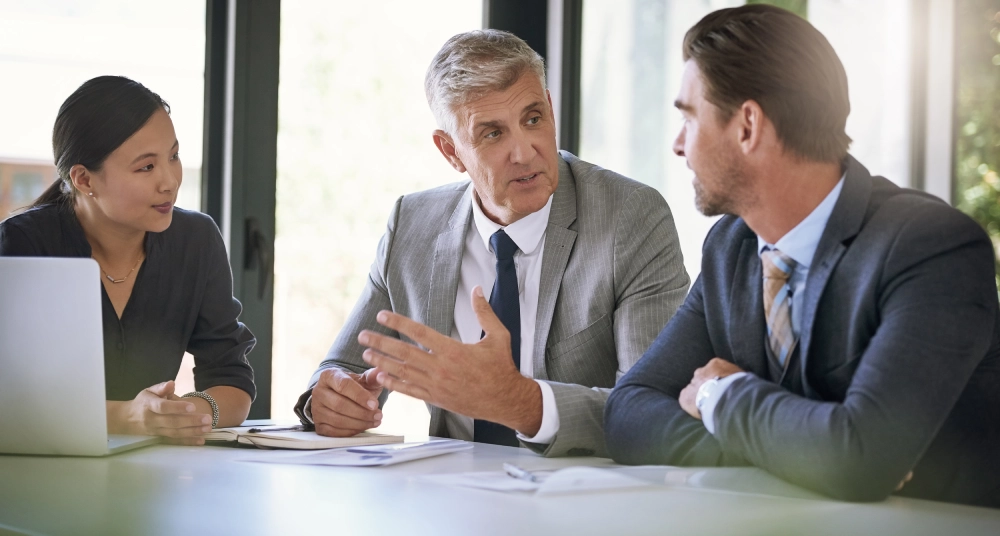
[473,229,521,447]
[761,248,798,367]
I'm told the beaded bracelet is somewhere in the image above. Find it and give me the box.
[182,391,220,429]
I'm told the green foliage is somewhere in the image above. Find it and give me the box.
[746,0,808,19]
[954,1,1000,294]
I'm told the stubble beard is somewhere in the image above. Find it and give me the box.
[693,158,751,217]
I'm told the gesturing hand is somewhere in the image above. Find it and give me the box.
[311,368,384,438]
[358,286,541,433]
[109,380,212,445]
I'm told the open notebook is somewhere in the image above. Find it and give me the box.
[205,424,403,450]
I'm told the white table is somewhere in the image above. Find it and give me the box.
[1,440,998,536]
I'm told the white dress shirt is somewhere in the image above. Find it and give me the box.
[443,190,559,444]
[701,176,845,434]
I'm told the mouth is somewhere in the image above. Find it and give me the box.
[153,202,173,214]
[511,173,539,185]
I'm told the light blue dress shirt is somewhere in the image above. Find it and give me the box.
[701,176,845,434]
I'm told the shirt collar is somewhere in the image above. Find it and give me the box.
[757,174,846,269]
[470,190,553,256]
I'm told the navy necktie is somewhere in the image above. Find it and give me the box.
[473,229,521,447]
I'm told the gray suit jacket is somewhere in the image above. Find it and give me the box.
[298,151,690,457]
[606,155,1000,506]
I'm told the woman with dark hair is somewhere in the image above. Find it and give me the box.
[0,76,255,445]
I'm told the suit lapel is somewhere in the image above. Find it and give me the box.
[424,183,474,339]
[797,156,872,394]
[730,236,769,374]
[533,156,578,381]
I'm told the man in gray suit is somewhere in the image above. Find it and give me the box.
[605,4,1000,507]
[294,30,690,457]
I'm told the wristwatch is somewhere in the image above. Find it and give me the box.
[695,376,722,416]
[182,391,220,428]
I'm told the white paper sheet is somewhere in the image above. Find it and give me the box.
[242,439,472,467]
[416,466,657,495]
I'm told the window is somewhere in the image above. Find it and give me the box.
[579,0,743,280]
[272,1,482,435]
[0,1,206,219]
[954,1,1000,294]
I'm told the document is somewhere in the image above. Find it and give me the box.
[244,439,472,466]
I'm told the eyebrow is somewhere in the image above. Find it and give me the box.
[472,101,547,132]
[129,139,179,166]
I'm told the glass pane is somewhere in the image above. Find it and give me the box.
[0,0,206,219]
[580,0,743,281]
[954,1,1000,294]
[274,1,482,434]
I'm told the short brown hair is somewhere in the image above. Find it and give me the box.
[683,4,851,163]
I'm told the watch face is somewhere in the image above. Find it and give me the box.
[696,378,719,410]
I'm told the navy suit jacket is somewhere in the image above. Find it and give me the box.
[605,156,1000,507]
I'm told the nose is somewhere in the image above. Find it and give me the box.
[672,125,686,157]
[509,127,537,165]
[160,164,182,193]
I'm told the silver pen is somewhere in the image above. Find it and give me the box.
[503,462,540,483]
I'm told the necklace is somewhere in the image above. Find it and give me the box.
[94,252,144,284]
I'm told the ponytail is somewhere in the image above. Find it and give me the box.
[27,178,71,211]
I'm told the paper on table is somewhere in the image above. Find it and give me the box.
[243,439,472,467]
[417,466,656,495]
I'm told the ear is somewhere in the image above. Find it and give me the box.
[432,130,467,173]
[736,100,766,156]
[68,164,94,197]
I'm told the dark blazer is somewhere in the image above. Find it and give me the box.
[604,156,1000,507]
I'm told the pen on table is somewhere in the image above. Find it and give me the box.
[247,424,315,433]
[503,463,540,483]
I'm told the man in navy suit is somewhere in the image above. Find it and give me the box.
[604,4,1000,507]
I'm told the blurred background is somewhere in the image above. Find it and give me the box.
[1,0,997,437]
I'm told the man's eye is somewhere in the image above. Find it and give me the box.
[527,116,541,125]
[485,130,500,139]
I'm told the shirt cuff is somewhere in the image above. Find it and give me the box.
[516,379,560,444]
[302,394,315,424]
[701,372,749,435]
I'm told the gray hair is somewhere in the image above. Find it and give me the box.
[424,29,546,135]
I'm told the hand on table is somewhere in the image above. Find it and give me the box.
[679,357,745,420]
[358,286,541,434]
[108,380,212,445]
[311,368,384,437]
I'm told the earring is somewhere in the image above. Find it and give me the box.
[87,192,94,197]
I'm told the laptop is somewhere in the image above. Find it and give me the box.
[0,257,158,456]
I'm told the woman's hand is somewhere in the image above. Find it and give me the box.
[107,381,212,445]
